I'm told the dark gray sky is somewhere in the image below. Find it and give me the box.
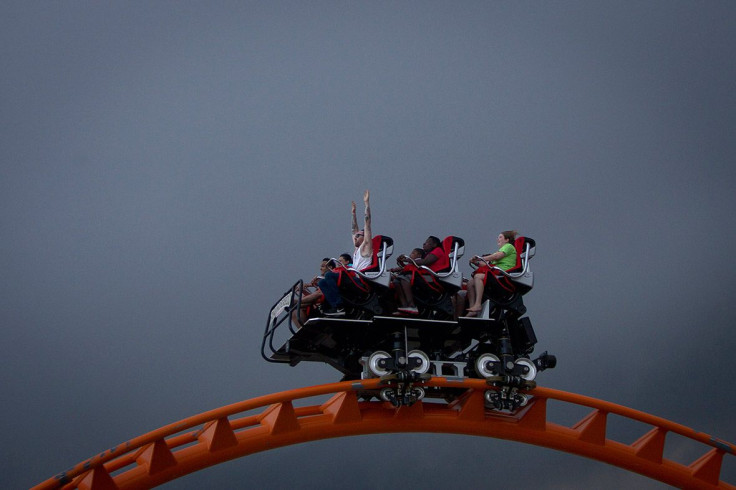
[3,1,735,488]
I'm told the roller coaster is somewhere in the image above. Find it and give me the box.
[32,379,735,489]
[33,235,735,488]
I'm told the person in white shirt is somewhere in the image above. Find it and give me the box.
[319,190,373,316]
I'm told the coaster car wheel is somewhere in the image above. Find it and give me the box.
[407,350,430,374]
[484,390,499,406]
[380,387,398,405]
[516,393,530,407]
[515,357,537,381]
[368,351,391,377]
[475,353,500,378]
[412,386,425,401]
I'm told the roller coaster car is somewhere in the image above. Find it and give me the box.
[261,236,556,409]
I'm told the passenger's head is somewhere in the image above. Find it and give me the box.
[319,258,331,275]
[422,236,441,252]
[352,229,365,247]
[497,230,518,247]
[339,253,352,267]
[409,248,425,260]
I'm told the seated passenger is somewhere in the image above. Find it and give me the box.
[390,248,424,273]
[338,253,352,268]
[393,236,448,315]
[292,257,333,328]
[465,230,518,317]
[319,190,373,317]
[304,258,331,290]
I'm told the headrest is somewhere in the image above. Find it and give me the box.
[512,237,526,270]
[442,236,464,254]
[512,236,536,269]
[362,235,394,273]
[374,235,393,248]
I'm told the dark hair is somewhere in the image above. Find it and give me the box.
[500,230,518,243]
[427,236,441,249]
[412,248,426,259]
[339,253,352,264]
[321,257,330,262]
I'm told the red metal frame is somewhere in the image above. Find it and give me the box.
[33,378,735,489]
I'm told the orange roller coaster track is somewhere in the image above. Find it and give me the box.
[34,377,735,490]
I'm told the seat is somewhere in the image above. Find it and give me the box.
[335,235,394,317]
[346,235,394,288]
[467,236,536,317]
[403,236,465,319]
[488,236,535,295]
[415,236,465,290]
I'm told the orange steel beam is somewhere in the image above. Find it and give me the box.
[33,378,735,490]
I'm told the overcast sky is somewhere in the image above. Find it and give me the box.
[2,1,735,488]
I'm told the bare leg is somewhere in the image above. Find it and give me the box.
[291,308,302,329]
[292,291,322,328]
[467,273,485,312]
[393,277,407,306]
[466,281,476,312]
[400,279,416,307]
[453,291,467,319]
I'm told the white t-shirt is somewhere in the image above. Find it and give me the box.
[352,247,372,271]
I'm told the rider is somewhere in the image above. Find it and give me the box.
[465,230,518,316]
[390,248,424,273]
[318,190,373,317]
[338,253,352,267]
[393,236,448,315]
[292,257,332,328]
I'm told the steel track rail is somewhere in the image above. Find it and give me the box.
[33,378,735,490]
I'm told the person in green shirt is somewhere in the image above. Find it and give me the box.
[465,230,518,316]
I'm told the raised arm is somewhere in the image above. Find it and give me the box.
[359,189,373,257]
[351,200,359,238]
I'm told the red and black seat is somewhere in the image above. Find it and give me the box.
[334,235,394,316]
[474,236,535,312]
[414,236,465,290]
[407,236,465,318]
